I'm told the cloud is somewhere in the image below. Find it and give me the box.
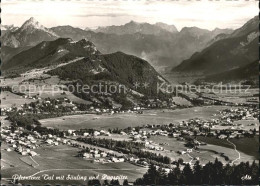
[2,0,257,30]
[71,13,132,18]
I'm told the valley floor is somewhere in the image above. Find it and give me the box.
[39,106,227,130]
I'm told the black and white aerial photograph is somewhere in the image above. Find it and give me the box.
[1,0,259,185]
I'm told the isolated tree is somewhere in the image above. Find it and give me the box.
[181,163,193,184]
[223,163,233,185]
[212,158,224,184]
[133,178,144,185]
[122,179,129,185]
[102,180,109,186]
[193,161,202,185]
[88,179,101,186]
[157,167,167,185]
[249,160,259,185]
[110,179,120,185]
[168,166,181,185]
[177,158,184,166]
[202,162,214,184]
[142,164,159,185]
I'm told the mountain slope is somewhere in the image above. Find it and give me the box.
[3,38,167,97]
[2,17,58,47]
[1,46,31,63]
[3,37,173,108]
[229,16,258,38]
[2,38,100,72]
[47,51,167,96]
[173,16,258,75]
[102,52,168,88]
[204,60,258,82]
[47,51,169,107]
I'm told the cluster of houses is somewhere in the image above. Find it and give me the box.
[44,134,69,146]
[71,129,112,137]
[80,150,125,163]
[24,97,78,113]
[93,130,111,136]
[2,127,39,156]
[128,157,149,167]
[22,95,42,100]
[65,107,259,153]
[77,145,127,164]
[2,97,81,116]
[87,106,146,115]
[79,147,151,167]
[128,128,170,141]
[217,129,258,139]
[219,107,258,121]
[144,141,164,151]
[1,107,15,115]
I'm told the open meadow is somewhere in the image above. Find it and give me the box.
[147,136,256,165]
[39,106,228,130]
[0,91,35,108]
[197,136,259,159]
[200,88,259,105]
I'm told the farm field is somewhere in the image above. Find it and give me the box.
[1,143,147,185]
[39,106,228,130]
[95,134,131,141]
[197,136,259,159]
[147,136,255,165]
[0,91,35,108]
[200,88,259,104]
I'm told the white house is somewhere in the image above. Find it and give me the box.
[83,153,91,158]
[94,131,101,136]
[6,148,12,152]
[187,149,193,153]
[46,139,53,144]
[83,133,89,137]
[29,151,37,156]
[21,151,27,155]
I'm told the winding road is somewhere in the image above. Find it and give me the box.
[226,139,241,164]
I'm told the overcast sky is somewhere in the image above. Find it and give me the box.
[2,0,258,31]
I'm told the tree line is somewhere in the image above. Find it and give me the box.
[134,159,259,185]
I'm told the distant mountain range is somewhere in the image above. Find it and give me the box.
[94,21,178,35]
[2,16,257,84]
[2,17,233,68]
[1,24,19,35]
[173,16,258,82]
